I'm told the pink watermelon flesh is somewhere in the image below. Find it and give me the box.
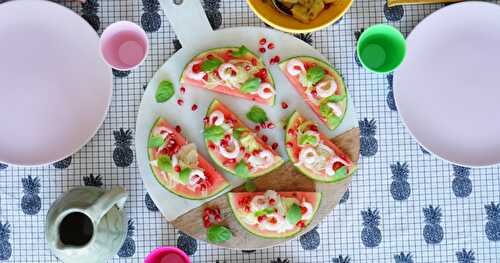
[285,111,355,183]
[279,56,347,130]
[180,47,275,105]
[148,118,229,200]
[227,191,321,238]
[204,100,283,178]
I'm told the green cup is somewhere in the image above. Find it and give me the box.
[357,24,406,74]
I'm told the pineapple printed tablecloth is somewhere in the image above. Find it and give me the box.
[0,0,499,262]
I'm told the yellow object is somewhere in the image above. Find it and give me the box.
[247,0,353,33]
[388,0,462,7]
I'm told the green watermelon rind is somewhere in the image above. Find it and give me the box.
[285,111,357,183]
[148,117,230,200]
[204,100,285,179]
[279,56,348,130]
[227,192,322,239]
[179,47,276,106]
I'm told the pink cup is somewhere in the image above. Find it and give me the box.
[144,247,191,263]
[100,21,149,71]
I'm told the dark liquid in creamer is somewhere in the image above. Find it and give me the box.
[58,212,94,246]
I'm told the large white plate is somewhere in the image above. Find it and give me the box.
[135,0,357,222]
[0,0,112,166]
[394,1,500,167]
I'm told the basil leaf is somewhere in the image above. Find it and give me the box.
[207,225,232,243]
[324,94,346,103]
[148,135,164,148]
[334,166,347,178]
[240,78,261,94]
[235,160,249,178]
[306,66,325,86]
[286,203,302,225]
[232,127,247,140]
[232,45,251,57]
[254,207,275,217]
[326,114,340,128]
[157,155,172,173]
[244,180,256,192]
[179,168,191,184]
[298,134,318,145]
[204,126,225,142]
[246,106,268,124]
[155,80,175,103]
[201,58,223,72]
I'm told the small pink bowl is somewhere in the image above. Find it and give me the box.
[145,247,191,263]
[100,21,149,71]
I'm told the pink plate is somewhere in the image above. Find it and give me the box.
[0,0,112,166]
[394,2,500,167]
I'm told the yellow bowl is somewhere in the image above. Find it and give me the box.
[247,0,353,34]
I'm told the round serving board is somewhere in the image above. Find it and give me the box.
[135,0,359,249]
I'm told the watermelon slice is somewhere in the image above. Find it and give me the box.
[148,118,229,200]
[279,56,348,130]
[285,111,356,183]
[180,46,276,105]
[228,190,321,238]
[203,99,284,179]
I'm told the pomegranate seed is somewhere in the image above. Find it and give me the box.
[269,58,276,65]
[252,149,260,156]
[296,220,305,228]
[207,54,215,60]
[191,104,198,111]
[310,125,319,132]
[311,89,317,97]
[287,129,295,136]
[215,207,221,215]
[244,206,250,213]
[224,134,231,140]
[202,74,208,81]
[244,152,251,159]
[267,123,275,129]
[208,143,216,150]
[269,198,276,205]
[259,47,266,53]
[293,65,302,71]
[278,103,288,111]
[244,65,251,71]
[255,125,261,132]
[251,58,258,66]
[301,206,307,214]
[261,135,268,142]
[260,122,266,128]
[180,86,186,94]
[203,214,209,221]
[239,146,245,152]
[211,116,218,124]
[177,99,184,106]
[272,55,280,63]
[257,215,266,223]
[267,42,275,49]
[286,142,294,148]
[215,214,222,223]
[175,165,181,173]
[192,63,201,73]
[269,217,278,224]
[203,116,209,124]
[203,220,211,228]
[259,38,267,45]
[258,69,267,78]
[204,208,211,215]
[175,125,182,133]
[271,143,278,150]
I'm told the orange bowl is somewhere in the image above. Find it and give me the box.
[247,0,353,33]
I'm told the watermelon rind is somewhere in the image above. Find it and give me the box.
[148,117,229,200]
[279,56,348,130]
[180,47,276,105]
[285,111,356,183]
[204,100,284,179]
[227,192,322,239]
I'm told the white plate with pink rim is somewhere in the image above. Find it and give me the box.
[135,0,358,221]
[394,1,500,167]
[0,0,112,166]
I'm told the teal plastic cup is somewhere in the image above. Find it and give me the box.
[357,24,406,74]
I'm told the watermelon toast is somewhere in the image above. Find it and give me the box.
[285,111,356,183]
[228,190,321,238]
[148,118,229,200]
[279,56,348,130]
[204,99,284,179]
[180,46,276,105]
